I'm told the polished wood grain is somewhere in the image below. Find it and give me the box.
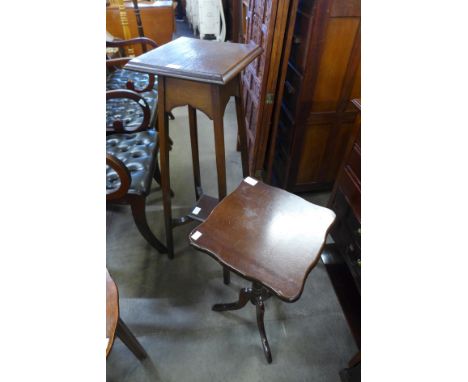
[125,37,263,85]
[240,0,297,176]
[189,179,336,302]
[267,0,361,192]
[127,38,260,258]
[107,1,175,55]
[106,269,119,357]
[106,269,148,360]
[190,178,335,363]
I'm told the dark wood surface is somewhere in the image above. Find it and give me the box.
[106,269,119,357]
[133,38,257,257]
[240,0,297,176]
[125,37,263,85]
[266,0,360,192]
[106,269,148,360]
[156,74,249,257]
[325,99,361,352]
[189,179,336,302]
[321,245,360,347]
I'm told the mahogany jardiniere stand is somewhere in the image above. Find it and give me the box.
[189,178,336,363]
[125,37,262,263]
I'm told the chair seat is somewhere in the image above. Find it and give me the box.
[189,179,336,302]
[106,130,158,196]
[106,69,158,130]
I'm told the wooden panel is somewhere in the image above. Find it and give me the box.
[266,0,360,192]
[242,0,277,172]
[241,0,296,176]
[350,61,361,100]
[107,2,175,54]
[311,18,360,111]
[322,121,355,181]
[296,123,329,183]
[330,0,361,17]
[295,118,355,185]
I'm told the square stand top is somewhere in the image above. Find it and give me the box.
[189,179,336,302]
[124,37,263,85]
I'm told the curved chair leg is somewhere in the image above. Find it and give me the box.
[116,317,148,360]
[130,196,168,255]
[153,159,162,185]
[212,287,252,312]
[256,300,272,363]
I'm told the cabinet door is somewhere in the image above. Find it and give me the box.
[241,0,293,176]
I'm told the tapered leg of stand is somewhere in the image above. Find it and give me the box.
[188,105,202,200]
[154,156,174,197]
[116,318,148,360]
[212,287,252,311]
[256,300,272,363]
[211,85,227,200]
[235,78,249,178]
[157,77,174,259]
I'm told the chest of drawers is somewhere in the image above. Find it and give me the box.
[328,99,361,290]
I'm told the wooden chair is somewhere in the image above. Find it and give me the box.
[106,89,167,255]
[189,178,336,363]
[107,269,147,359]
[106,37,175,129]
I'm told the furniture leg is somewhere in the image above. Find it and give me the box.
[130,196,167,254]
[212,86,231,283]
[157,77,174,258]
[235,79,249,178]
[212,282,273,363]
[211,86,227,200]
[256,300,272,363]
[188,105,202,200]
[348,351,361,368]
[153,158,162,185]
[116,317,148,360]
[212,287,252,311]
[223,267,231,285]
[154,154,175,197]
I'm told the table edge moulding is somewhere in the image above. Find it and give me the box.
[125,37,263,85]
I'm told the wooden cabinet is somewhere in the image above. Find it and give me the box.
[106,1,175,53]
[328,99,361,289]
[266,0,361,192]
[325,99,361,352]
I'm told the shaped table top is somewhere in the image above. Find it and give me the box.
[189,179,336,302]
[125,37,263,84]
